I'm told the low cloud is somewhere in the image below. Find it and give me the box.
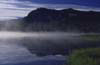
[0,0,100,20]
[0,0,36,20]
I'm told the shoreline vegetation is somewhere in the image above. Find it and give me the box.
[68,48,100,65]
[80,34,100,41]
[66,35,100,65]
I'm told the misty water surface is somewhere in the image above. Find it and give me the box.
[0,31,76,65]
[0,31,99,65]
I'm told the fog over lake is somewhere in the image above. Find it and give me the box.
[0,31,74,65]
[0,0,99,65]
[0,30,99,65]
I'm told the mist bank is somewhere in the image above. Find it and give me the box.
[0,31,67,65]
[0,31,98,56]
[0,31,99,65]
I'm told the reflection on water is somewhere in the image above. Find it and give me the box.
[0,42,34,64]
[0,31,99,65]
[0,31,68,65]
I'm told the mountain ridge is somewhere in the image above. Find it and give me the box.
[21,8,100,32]
[2,8,100,33]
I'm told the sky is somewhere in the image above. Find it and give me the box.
[0,0,100,20]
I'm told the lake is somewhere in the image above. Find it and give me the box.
[0,31,99,65]
[0,31,69,65]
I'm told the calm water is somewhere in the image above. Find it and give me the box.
[0,31,99,65]
[0,31,69,65]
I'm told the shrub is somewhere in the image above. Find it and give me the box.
[69,48,100,65]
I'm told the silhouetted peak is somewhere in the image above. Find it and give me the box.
[34,8,77,12]
[27,8,55,16]
[34,8,57,12]
[28,8,81,17]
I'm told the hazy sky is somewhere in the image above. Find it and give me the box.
[0,0,100,20]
